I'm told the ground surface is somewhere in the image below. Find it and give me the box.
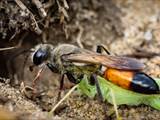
[0,0,160,120]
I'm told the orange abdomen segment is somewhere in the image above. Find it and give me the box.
[104,68,134,90]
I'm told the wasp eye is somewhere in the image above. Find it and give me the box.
[33,49,48,65]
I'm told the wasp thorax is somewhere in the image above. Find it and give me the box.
[32,44,53,66]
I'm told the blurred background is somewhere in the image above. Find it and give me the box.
[0,0,160,120]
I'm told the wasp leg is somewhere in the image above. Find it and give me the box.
[65,72,104,101]
[46,63,64,101]
[56,72,79,101]
[96,45,110,55]
[90,74,103,102]
[90,74,109,119]
[46,63,59,73]
[66,72,80,84]
[96,45,110,71]
[57,74,65,101]
[95,45,110,100]
[46,63,78,102]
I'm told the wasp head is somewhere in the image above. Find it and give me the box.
[31,44,53,66]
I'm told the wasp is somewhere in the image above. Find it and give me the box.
[31,43,159,100]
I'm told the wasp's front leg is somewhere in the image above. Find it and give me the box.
[46,63,64,101]
[56,74,65,101]
[57,72,80,101]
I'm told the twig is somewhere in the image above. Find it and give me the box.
[63,0,69,9]
[0,47,16,51]
[15,0,42,34]
[76,26,84,48]
[44,0,54,9]
[56,0,69,22]
[31,0,47,18]
[49,84,78,115]
[9,28,20,41]
[0,38,23,51]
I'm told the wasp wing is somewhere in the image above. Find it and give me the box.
[63,53,145,70]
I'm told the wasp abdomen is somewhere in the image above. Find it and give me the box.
[104,68,159,94]
[131,72,159,94]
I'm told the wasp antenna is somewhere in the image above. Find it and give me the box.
[32,65,46,89]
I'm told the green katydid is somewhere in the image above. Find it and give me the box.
[78,75,160,110]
